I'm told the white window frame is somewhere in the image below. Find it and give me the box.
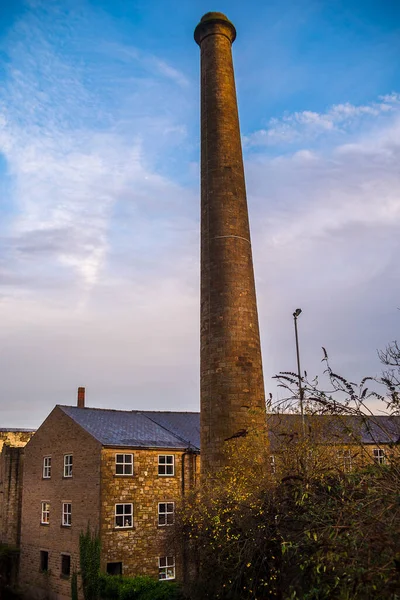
[43,456,51,479]
[337,449,352,472]
[115,503,133,528]
[115,453,133,476]
[62,502,71,527]
[64,454,73,478]
[158,556,175,580]
[270,455,276,474]
[373,448,385,464]
[158,502,175,526]
[41,501,50,525]
[158,455,174,476]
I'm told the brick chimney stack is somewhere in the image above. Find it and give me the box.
[194,13,267,475]
[77,387,85,408]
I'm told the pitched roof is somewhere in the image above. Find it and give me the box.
[267,414,400,451]
[59,406,200,450]
[58,406,400,452]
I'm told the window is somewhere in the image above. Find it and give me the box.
[158,556,175,580]
[373,448,385,464]
[41,502,50,525]
[61,554,71,577]
[158,502,174,526]
[115,503,133,528]
[107,562,123,576]
[62,503,71,527]
[337,449,352,472]
[270,455,276,474]
[115,454,133,476]
[64,455,73,478]
[158,455,174,476]
[43,457,51,479]
[40,551,49,572]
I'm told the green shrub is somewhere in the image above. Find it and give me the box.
[98,573,183,600]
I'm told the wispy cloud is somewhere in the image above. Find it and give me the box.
[245,93,400,146]
[0,2,193,305]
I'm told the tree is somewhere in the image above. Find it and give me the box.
[174,347,400,599]
[79,525,101,600]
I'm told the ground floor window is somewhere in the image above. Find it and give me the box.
[158,556,175,580]
[40,551,49,572]
[107,562,123,575]
[61,554,71,577]
[115,503,133,528]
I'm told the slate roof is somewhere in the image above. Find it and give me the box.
[58,406,400,452]
[267,414,400,452]
[59,406,200,450]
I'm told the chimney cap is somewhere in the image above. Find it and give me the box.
[195,12,236,45]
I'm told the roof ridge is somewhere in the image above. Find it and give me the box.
[58,405,200,415]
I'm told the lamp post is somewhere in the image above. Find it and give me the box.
[293,308,306,437]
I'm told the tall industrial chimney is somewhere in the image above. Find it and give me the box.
[194,13,267,475]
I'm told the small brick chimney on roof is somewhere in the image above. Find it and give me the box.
[77,387,85,408]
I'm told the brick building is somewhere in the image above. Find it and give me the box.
[0,429,35,547]
[18,397,199,600]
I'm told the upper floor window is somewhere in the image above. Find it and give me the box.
[62,503,71,527]
[373,448,385,465]
[115,454,133,476]
[41,502,50,525]
[61,554,71,577]
[158,502,174,526]
[337,449,352,472]
[64,455,73,478]
[158,556,175,580]
[270,455,276,474]
[43,457,51,479]
[115,503,133,528]
[158,455,174,476]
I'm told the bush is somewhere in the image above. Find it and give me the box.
[98,573,184,600]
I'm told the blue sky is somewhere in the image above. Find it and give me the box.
[0,0,399,426]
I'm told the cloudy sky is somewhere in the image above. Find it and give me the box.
[0,0,399,427]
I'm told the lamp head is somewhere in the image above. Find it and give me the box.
[293,308,302,318]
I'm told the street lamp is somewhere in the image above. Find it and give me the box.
[293,308,306,437]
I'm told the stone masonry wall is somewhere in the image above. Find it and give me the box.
[0,431,34,548]
[19,407,102,600]
[195,13,267,474]
[100,447,198,582]
[0,445,25,547]
[0,430,35,453]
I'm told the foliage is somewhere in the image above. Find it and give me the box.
[80,525,101,600]
[174,347,400,600]
[71,570,79,600]
[0,544,20,593]
[98,573,184,600]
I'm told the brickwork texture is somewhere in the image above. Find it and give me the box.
[195,13,267,473]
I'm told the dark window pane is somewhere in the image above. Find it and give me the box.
[61,555,71,576]
[40,551,49,572]
[107,562,122,576]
